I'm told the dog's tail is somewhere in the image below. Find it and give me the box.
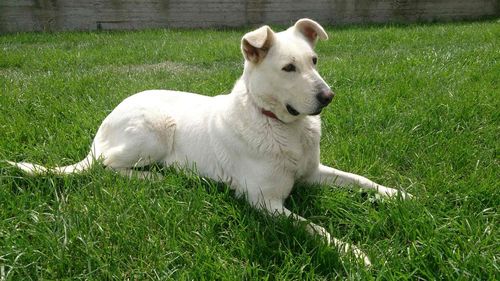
[6,153,95,176]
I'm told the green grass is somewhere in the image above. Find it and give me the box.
[1,21,499,280]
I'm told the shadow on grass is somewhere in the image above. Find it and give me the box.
[1,163,367,279]
[140,166,360,278]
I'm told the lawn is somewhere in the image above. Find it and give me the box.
[0,21,498,280]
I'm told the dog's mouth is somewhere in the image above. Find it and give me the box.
[286,104,300,116]
[309,108,322,116]
[286,104,323,116]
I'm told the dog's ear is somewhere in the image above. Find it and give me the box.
[241,25,275,63]
[294,18,328,47]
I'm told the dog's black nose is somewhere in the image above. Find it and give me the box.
[316,90,334,106]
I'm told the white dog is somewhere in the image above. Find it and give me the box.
[8,19,411,266]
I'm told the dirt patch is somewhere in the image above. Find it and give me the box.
[102,61,202,75]
[0,61,203,80]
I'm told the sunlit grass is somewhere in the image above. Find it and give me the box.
[1,21,498,280]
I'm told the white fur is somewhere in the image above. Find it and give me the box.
[8,19,412,266]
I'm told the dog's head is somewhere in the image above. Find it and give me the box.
[241,18,333,123]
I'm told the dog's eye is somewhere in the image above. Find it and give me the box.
[312,57,318,65]
[282,64,296,72]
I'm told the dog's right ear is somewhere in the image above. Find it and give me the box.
[241,25,275,63]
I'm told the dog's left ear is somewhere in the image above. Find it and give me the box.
[241,25,275,63]
[294,18,328,47]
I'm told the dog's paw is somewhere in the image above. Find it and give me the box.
[399,191,414,200]
[378,187,413,200]
[333,241,372,267]
[351,246,372,267]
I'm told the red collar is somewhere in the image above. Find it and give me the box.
[261,109,280,121]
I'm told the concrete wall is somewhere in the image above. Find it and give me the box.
[1,0,498,33]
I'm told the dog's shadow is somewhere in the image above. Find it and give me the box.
[2,164,360,278]
[120,166,349,277]
[196,179,354,278]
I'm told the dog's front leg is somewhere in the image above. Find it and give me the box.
[259,200,371,266]
[305,164,412,199]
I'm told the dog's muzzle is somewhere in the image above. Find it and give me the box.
[316,90,334,107]
[310,90,335,115]
[286,90,335,116]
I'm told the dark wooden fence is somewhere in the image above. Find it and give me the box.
[1,0,498,33]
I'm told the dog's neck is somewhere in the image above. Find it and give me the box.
[241,86,283,122]
[232,74,296,124]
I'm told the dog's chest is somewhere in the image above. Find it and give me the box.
[255,118,321,178]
